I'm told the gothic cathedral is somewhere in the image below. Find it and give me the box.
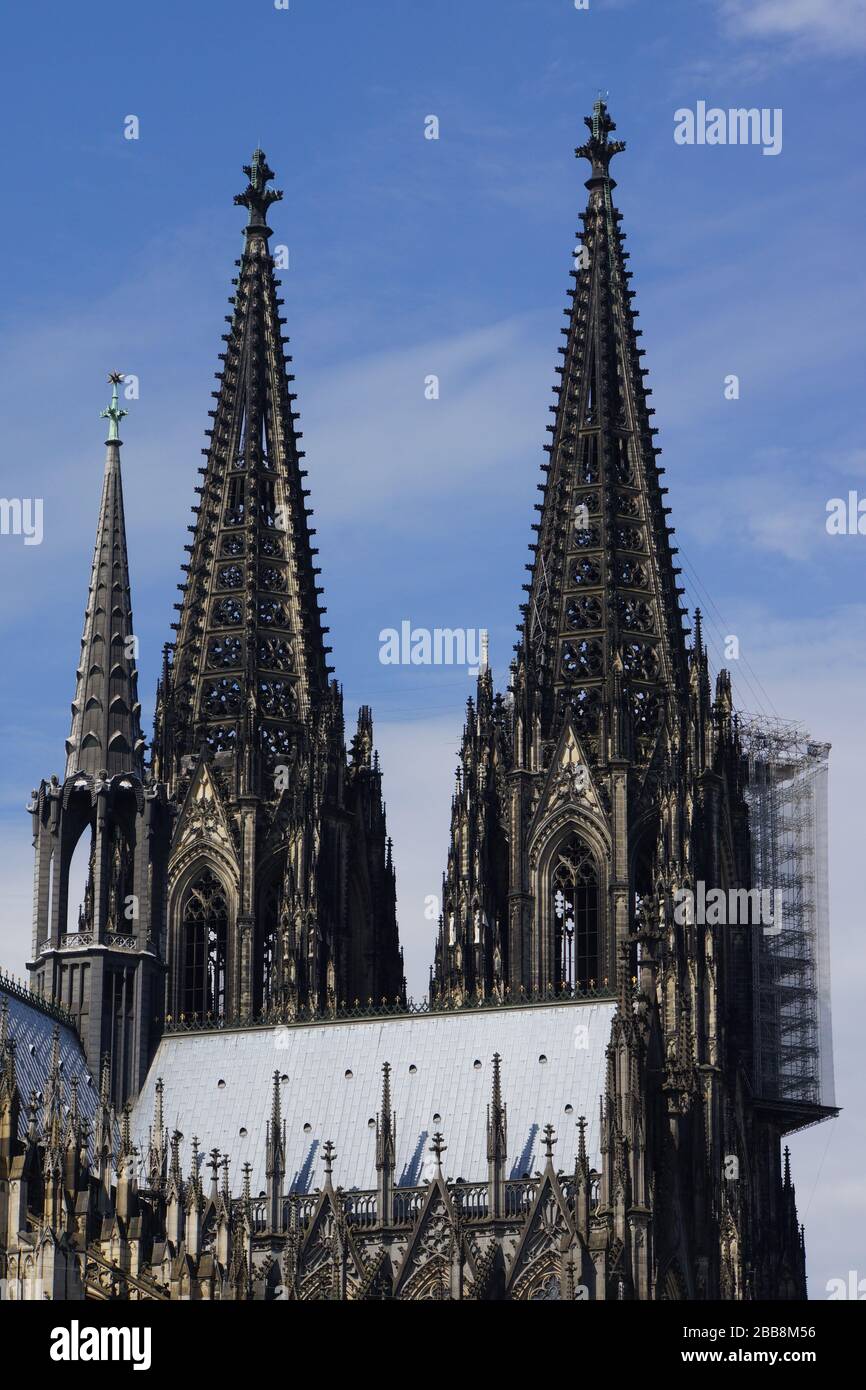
[0,104,833,1301]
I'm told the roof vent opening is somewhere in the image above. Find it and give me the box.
[217,1079,226,1089]
[473,1059,482,1070]
[367,1117,376,1128]
[564,1103,574,1115]
[408,1064,417,1074]
[433,1112,442,1123]
[303,1122,312,1133]
[344,1069,353,1079]
[538,1054,548,1064]
[239,1127,247,1137]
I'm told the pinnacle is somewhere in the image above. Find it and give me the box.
[65,377,144,779]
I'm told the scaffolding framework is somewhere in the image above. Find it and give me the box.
[740,716,835,1109]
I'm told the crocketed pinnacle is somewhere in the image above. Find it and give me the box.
[65,374,144,778]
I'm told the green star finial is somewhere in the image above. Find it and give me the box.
[101,371,128,442]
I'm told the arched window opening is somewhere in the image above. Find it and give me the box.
[551,835,599,990]
[259,877,281,1010]
[66,823,96,937]
[181,869,228,1018]
[632,835,656,980]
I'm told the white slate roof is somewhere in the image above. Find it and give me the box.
[131,1000,616,1195]
[0,985,99,1139]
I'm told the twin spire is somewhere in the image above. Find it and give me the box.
[67,103,675,788]
[155,145,331,783]
[520,99,688,758]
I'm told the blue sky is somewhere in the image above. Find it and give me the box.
[1,0,864,1293]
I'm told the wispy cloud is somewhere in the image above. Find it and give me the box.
[720,0,866,57]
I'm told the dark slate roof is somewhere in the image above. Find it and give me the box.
[0,984,99,1140]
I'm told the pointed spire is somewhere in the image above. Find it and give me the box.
[169,1128,183,1188]
[221,1152,231,1205]
[207,1147,222,1202]
[65,373,144,778]
[189,1135,201,1187]
[159,152,331,785]
[542,1123,557,1163]
[486,1053,507,1219]
[577,1114,588,1166]
[381,1059,392,1120]
[119,1100,133,1160]
[147,1077,167,1189]
[693,606,704,658]
[376,1061,396,1225]
[322,1139,336,1181]
[266,1070,286,1231]
[43,1025,62,1123]
[519,102,687,759]
[430,1131,446,1178]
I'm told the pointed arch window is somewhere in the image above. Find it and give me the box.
[181,869,228,1019]
[259,877,282,1010]
[551,834,598,990]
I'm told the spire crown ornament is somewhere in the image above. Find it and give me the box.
[234,147,283,235]
[100,371,127,443]
[576,98,626,183]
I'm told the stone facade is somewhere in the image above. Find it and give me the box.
[0,102,831,1300]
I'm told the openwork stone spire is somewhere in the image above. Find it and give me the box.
[65,373,144,777]
[521,99,688,760]
[157,149,330,783]
[150,148,402,1022]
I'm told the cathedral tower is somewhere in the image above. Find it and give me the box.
[28,376,172,1103]
[432,103,794,1297]
[435,101,704,1002]
[152,150,402,1021]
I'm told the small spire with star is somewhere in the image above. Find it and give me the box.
[100,371,127,443]
[65,372,144,777]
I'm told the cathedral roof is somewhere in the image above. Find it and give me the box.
[0,980,99,1139]
[131,999,616,1194]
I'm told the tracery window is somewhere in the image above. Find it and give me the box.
[551,835,599,989]
[260,878,281,1009]
[181,869,228,1019]
[224,475,245,526]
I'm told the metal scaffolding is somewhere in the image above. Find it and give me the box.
[739,716,835,1109]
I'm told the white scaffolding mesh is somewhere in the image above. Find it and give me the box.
[739,716,835,1108]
